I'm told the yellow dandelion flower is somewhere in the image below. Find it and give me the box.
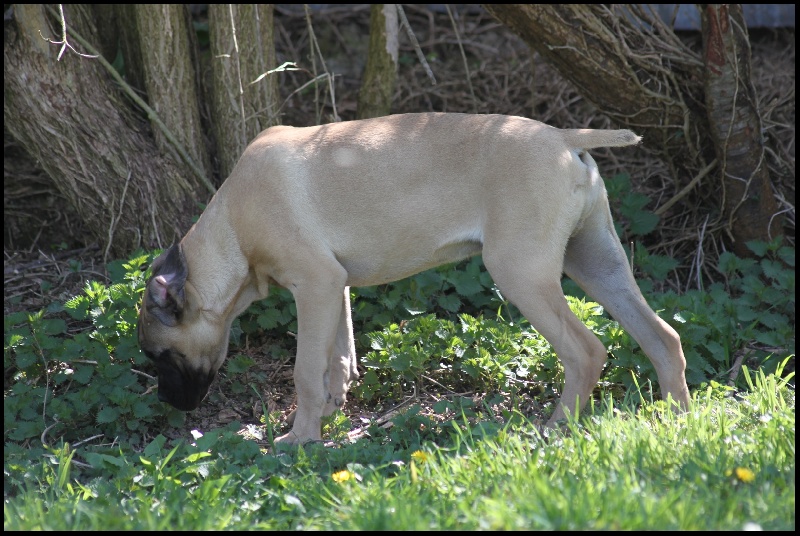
[411,450,429,464]
[332,470,352,483]
[734,467,756,483]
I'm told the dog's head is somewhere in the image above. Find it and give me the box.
[137,244,229,411]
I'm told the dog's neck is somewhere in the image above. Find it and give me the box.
[180,200,261,319]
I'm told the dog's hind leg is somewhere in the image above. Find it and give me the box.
[323,287,359,417]
[483,244,609,427]
[564,202,691,412]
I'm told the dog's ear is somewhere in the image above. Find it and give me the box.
[146,244,188,327]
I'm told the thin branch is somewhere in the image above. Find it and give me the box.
[40,4,98,61]
[228,5,247,147]
[445,4,477,112]
[303,4,340,122]
[654,159,718,216]
[104,168,132,264]
[397,4,436,85]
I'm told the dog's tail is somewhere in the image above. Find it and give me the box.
[560,128,642,149]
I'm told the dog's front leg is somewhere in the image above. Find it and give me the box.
[276,268,348,445]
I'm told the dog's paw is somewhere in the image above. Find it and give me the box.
[274,420,323,446]
[274,431,301,447]
[274,430,319,448]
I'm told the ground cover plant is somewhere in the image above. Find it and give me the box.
[4,234,795,530]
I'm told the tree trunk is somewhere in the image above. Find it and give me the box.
[4,4,208,257]
[134,4,210,179]
[701,4,782,255]
[116,4,147,96]
[357,4,399,119]
[209,4,281,179]
[89,4,118,61]
[483,3,782,256]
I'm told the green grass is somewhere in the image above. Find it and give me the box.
[4,362,794,530]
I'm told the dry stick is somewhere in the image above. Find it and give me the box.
[397,4,437,86]
[727,349,748,386]
[130,368,158,382]
[44,4,98,61]
[104,168,132,264]
[277,73,331,117]
[302,5,321,122]
[43,5,216,196]
[228,5,248,148]
[40,421,58,448]
[303,4,340,122]
[654,159,718,216]
[694,214,709,290]
[445,4,477,112]
[344,385,420,442]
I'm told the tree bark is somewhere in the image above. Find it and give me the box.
[701,4,782,255]
[4,4,208,257]
[116,4,146,96]
[134,4,210,179]
[357,4,399,119]
[209,4,281,179]
[89,4,118,61]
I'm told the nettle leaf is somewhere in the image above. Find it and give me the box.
[745,240,769,257]
[628,210,659,236]
[126,420,141,431]
[71,365,94,385]
[6,332,26,349]
[8,420,41,441]
[143,434,168,457]
[63,295,91,319]
[754,330,786,347]
[718,251,742,275]
[15,349,39,370]
[640,252,679,280]
[734,304,759,323]
[228,354,255,374]
[777,246,795,267]
[99,362,126,380]
[620,191,649,212]
[447,271,484,296]
[438,294,462,313]
[83,452,128,470]
[132,401,154,419]
[702,340,726,360]
[760,259,788,281]
[167,409,186,427]
[758,312,789,330]
[390,352,412,372]
[96,406,120,424]
[257,309,282,330]
[605,173,631,199]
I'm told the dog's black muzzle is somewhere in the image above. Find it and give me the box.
[151,354,217,411]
